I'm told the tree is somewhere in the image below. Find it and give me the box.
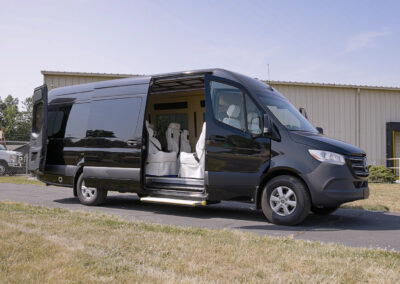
[0,95,33,141]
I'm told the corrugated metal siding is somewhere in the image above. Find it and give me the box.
[44,75,127,91]
[359,89,400,165]
[271,84,357,146]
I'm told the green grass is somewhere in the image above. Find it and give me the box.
[0,176,45,186]
[0,201,399,283]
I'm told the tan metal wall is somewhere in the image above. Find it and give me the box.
[359,89,400,166]
[43,73,130,91]
[43,71,400,166]
[271,84,358,146]
[271,83,400,166]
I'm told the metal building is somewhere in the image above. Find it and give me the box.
[41,70,400,172]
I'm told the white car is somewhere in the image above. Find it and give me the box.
[0,144,24,176]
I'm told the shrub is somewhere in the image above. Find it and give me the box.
[368,165,396,183]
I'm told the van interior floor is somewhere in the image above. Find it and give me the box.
[145,176,205,192]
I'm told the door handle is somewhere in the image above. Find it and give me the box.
[127,139,138,146]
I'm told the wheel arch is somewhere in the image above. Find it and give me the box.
[255,168,312,210]
[73,166,84,197]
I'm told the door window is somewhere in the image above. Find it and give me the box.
[210,81,245,131]
[245,94,262,135]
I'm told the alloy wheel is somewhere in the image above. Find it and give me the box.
[269,186,297,216]
[80,181,97,202]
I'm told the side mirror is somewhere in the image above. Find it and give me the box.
[316,127,324,134]
[263,114,272,135]
[299,107,308,119]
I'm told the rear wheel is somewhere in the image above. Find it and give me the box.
[311,206,338,215]
[261,175,311,226]
[76,174,108,206]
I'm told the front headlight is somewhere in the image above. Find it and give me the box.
[308,150,345,165]
[9,154,17,163]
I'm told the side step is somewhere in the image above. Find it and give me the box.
[140,196,207,207]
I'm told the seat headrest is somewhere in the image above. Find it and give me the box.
[247,112,257,120]
[227,105,240,118]
[167,123,181,130]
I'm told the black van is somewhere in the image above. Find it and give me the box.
[29,69,369,225]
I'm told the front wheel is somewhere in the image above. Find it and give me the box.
[261,175,311,226]
[0,162,8,176]
[76,174,108,206]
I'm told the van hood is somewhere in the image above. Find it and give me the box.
[289,131,365,155]
[0,150,20,155]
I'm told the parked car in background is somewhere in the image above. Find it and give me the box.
[0,144,24,176]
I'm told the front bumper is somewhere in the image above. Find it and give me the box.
[302,162,369,207]
[7,162,24,168]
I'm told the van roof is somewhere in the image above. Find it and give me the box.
[48,68,272,98]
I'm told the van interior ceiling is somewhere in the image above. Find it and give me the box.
[144,75,206,192]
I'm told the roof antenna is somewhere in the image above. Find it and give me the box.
[267,64,271,82]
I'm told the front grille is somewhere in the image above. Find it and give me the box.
[348,155,369,177]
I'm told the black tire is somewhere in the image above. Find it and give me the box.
[261,175,311,226]
[311,206,338,215]
[76,173,107,206]
[0,161,8,176]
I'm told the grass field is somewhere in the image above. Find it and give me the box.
[0,201,399,283]
[0,175,45,186]
[343,183,400,212]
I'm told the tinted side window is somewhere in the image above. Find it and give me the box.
[245,94,262,135]
[87,97,142,140]
[210,81,245,131]
[47,111,64,137]
[32,103,44,133]
[45,105,72,138]
[65,103,90,139]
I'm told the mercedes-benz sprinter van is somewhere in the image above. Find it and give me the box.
[29,69,369,225]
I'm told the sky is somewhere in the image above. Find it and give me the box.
[0,0,399,104]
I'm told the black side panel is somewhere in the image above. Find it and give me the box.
[29,85,48,173]
[83,81,149,191]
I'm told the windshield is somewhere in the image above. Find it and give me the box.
[0,145,5,150]
[258,94,317,133]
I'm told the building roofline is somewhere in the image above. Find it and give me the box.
[41,70,400,92]
[41,70,138,78]
[266,80,400,91]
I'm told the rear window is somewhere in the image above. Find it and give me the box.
[32,103,44,133]
[47,111,64,137]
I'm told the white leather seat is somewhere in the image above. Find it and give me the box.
[180,129,191,153]
[145,121,178,176]
[166,123,181,153]
[179,122,206,179]
[223,105,242,129]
